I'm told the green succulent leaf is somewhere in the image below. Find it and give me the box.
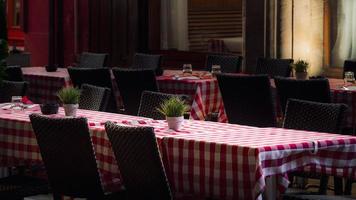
[157,97,189,117]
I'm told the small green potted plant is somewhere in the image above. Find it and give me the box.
[57,87,81,117]
[293,59,309,80]
[158,97,188,131]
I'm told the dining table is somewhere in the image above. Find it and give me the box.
[20,67,356,129]
[21,67,228,122]
[1,104,356,199]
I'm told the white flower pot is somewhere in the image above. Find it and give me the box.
[295,72,308,80]
[166,116,184,131]
[63,104,79,117]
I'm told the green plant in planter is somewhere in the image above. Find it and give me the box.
[57,87,81,104]
[293,59,309,73]
[157,97,189,117]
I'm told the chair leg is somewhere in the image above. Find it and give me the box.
[318,175,329,195]
[334,177,343,195]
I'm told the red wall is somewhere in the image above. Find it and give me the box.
[24,0,89,67]
[24,0,49,66]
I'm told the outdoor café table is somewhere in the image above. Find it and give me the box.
[329,78,356,129]
[21,66,123,108]
[1,106,356,199]
[157,70,228,122]
[22,67,71,104]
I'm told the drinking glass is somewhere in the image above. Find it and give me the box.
[182,64,193,75]
[11,96,23,111]
[344,71,355,84]
[211,65,221,77]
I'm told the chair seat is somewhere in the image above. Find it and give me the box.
[0,175,50,199]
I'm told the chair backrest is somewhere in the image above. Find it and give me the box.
[105,122,172,200]
[29,114,104,198]
[206,54,243,73]
[274,77,331,113]
[67,67,116,112]
[0,80,28,103]
[343,60,356,78]
[5,65,23,81]
[112,68,158,115]
[79,84,111,111]
[255,58,293,77]
[78,52,107,68]
[6,53,31,67]
[132,53,163,75]
[283,99,347,134]
[217,74,276,127]
[138,91,189,120]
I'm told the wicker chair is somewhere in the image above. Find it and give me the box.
[6,53,31,67]
[206,54,243,73]
[112,68,158,116]
[138,91,189,120]
[29,114,123,200]
[255,58,293,77]
[5,66,24,81]
[282,99,347,198]
[0,80,28,103]
[274,77,331,114]
[79,84,111,111]
[132,53,163,75]
[67,67,117,112]
[105,122,172,200]
[216,74,277,127]
[343,60,356,78]
[78,52,108,68]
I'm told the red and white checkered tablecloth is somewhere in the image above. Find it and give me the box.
[1,106,356,199]
[21,67,124,108]
[160,120,356,199]
[329,78,356,128]
[22,67,72,104]
[157,75,228,122]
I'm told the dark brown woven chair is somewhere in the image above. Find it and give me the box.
[105,122,172,200]
[78,52,108,68]
[138,91,190,120]
[343,60,356,78]
[29,114,123,200]
[79,84,111,111]
[206,54,243,73]
[255,58,293,77]
[0,80,28,103]
[217,74,277,127]
[67,67,117,112]
[5,66,24,81]
[282,99,347,197]
[132,53,163,76]
[6,53,31,67]
[274,77,331,114]
[112,68,158,116]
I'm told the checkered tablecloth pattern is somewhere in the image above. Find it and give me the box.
[1,106,356,199]
[160,120,356,199]
[329,78,356,128]
[157,76,228,122]
[22,67,124,109]
[22,67,72,104]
